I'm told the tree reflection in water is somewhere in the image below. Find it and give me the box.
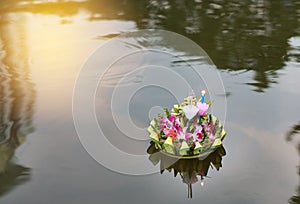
[0,13,35,197]
[1,0,299,92]
[147,142,226,198]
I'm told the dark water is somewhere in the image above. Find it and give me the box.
[0,0,300,203]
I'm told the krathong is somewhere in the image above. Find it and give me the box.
[147,90,226,158]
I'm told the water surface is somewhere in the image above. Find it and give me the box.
[0,1,300,203]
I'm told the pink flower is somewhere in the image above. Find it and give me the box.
[192,125,203,142]
[163,127,177,141]
[197,102,209,116]
[203,123,215,134]
[209,134,215,141]
[202,122,216,140]
[185,132,193,141]
[177,131,185,140]
[168,115,175,122]
[159,117,172,130]
[174,117,181,132]
[195,128,204,141]
[177,127,194,141]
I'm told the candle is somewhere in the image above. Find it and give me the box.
[201,90,206,103]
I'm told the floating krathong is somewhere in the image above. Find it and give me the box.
[147,90,226,158]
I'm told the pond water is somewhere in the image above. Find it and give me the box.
[0,0,300,203]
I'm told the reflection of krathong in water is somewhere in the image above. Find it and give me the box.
[147,90,226,198]
[147,142,226,198]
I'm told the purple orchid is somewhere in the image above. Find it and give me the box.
[209,134,215,141]
[174,117,181,132]
[177,127,186,140]
[159,117,172,130]
[203,122,215,140]
[193,125,204,142]
[177,127,192,141]
[185,133,193,141]
[203,122,215,134]
[177,128,186,140]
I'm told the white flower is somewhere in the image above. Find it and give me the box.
[182,104,198,120]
